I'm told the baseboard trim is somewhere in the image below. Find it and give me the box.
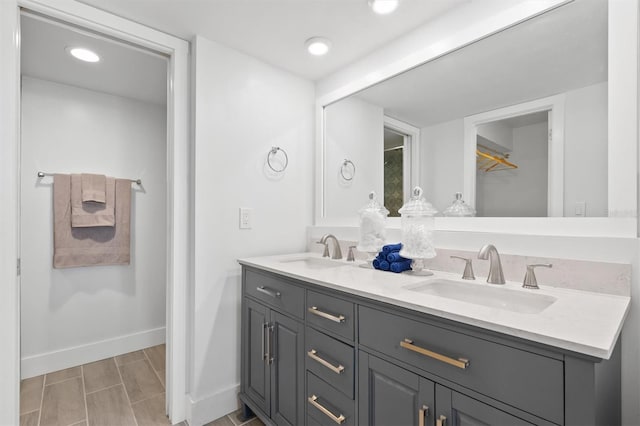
[188,383,240,426]
[21,327,166,379]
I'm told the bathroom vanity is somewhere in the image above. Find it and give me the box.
[238,253,629,426]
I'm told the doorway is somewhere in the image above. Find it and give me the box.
[463,94,565,217]
[19,11,169,424]
[2,2,189,424]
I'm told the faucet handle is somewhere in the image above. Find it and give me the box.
[450,256,475,280]
[316,241,330,258]
[347,246,356,262]
[522,263,552,289]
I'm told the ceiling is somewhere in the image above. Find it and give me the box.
[352,0,607,128]
[21,13,168,105]
[76,0,467,80]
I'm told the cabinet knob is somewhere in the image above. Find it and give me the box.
[437,414,447,426]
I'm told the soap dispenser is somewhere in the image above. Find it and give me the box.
[398,186,438,275]
[356,191,389,268]
[443,192,476,217]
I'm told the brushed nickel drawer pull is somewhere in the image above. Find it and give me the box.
[437,414,447,426]
[256,286,281,298]
[419,405,430,426]
[308,306,345,323]
[308,395,346,424]
[307,349,345,374]
[400,338,470,370]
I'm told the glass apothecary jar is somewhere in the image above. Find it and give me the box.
[443,192,476,217]
[398,186,438,275]
[357,191,389,267]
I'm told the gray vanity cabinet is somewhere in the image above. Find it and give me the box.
[359,352,537,426]
[239,266,622,426]
[359,352,435,426]
[241,270,305,426]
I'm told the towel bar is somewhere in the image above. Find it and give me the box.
[37,171,142,185]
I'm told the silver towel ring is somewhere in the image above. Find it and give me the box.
[267,146,288,173]
[340,159,356,181]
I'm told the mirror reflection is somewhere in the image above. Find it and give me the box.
[323,0,607,218]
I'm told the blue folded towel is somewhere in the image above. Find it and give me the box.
[382,243,402,254]
[379,260,390,271]
[372,258,381,269]
[386,251,409,263]
[390,259,412,273]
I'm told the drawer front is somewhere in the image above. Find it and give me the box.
[244,268,304,319]
[359,306,563,424]
[307,290,355,341]
[307,372,355,426]
[306,327,355,399]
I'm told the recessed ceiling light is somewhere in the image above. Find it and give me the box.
[305,37,331,56]
[369,0,399,15]
[66,47,100,63]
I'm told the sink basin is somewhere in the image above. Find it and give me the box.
[404,279,556,314]
[279,256,348,270]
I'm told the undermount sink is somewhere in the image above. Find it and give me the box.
[279,256,348,270]
[404,279,556,314]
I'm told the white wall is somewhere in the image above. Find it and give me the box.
[477,121,548,217]
[324,97,384,218]
[190,36,314,425]
[20,77,167,377]
[420,118,465,212]
[565,82,608,217]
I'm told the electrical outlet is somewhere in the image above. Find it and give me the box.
[239,207,253,229]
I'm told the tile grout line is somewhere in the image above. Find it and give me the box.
[143,347,165,390]
[81,365,90,426]
[85,382,125,396]
[115,358,140,426]
[43,374,83,388]
[36,375,46,426]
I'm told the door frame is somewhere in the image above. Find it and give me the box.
[0,0,190,423]
[463,94,566,217]
[383,116,420,204]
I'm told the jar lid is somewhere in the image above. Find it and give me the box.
[442,192,476,217]
[358,191,389,217]
[398,186,438,216]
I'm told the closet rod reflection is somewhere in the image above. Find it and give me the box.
[37,171,142,185]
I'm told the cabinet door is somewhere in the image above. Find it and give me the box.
[243,298,270,416]
[271,311,304,426]
[435,385,535,426]
[359,352,434,426]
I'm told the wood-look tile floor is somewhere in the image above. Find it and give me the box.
[20,344,264,426]
[20,345,180,426]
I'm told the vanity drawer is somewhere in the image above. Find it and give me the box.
[306,327,355,399]
[244,269,304,319]
[359,306,563,424]
[306,290,355,341]
[307,372,355,426]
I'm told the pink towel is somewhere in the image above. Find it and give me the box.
[81,173,106,203]
[53,174,131,268]
[71,174,115,227]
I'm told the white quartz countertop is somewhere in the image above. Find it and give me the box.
[238,252,630,359]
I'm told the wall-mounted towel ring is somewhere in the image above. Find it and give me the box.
[267,146,288,173]
[340,159,356,181]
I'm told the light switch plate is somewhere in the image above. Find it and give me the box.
[239,207,253,229]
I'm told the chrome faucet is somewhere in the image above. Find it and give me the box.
[477,244,505,284]
[318,234,343,260]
